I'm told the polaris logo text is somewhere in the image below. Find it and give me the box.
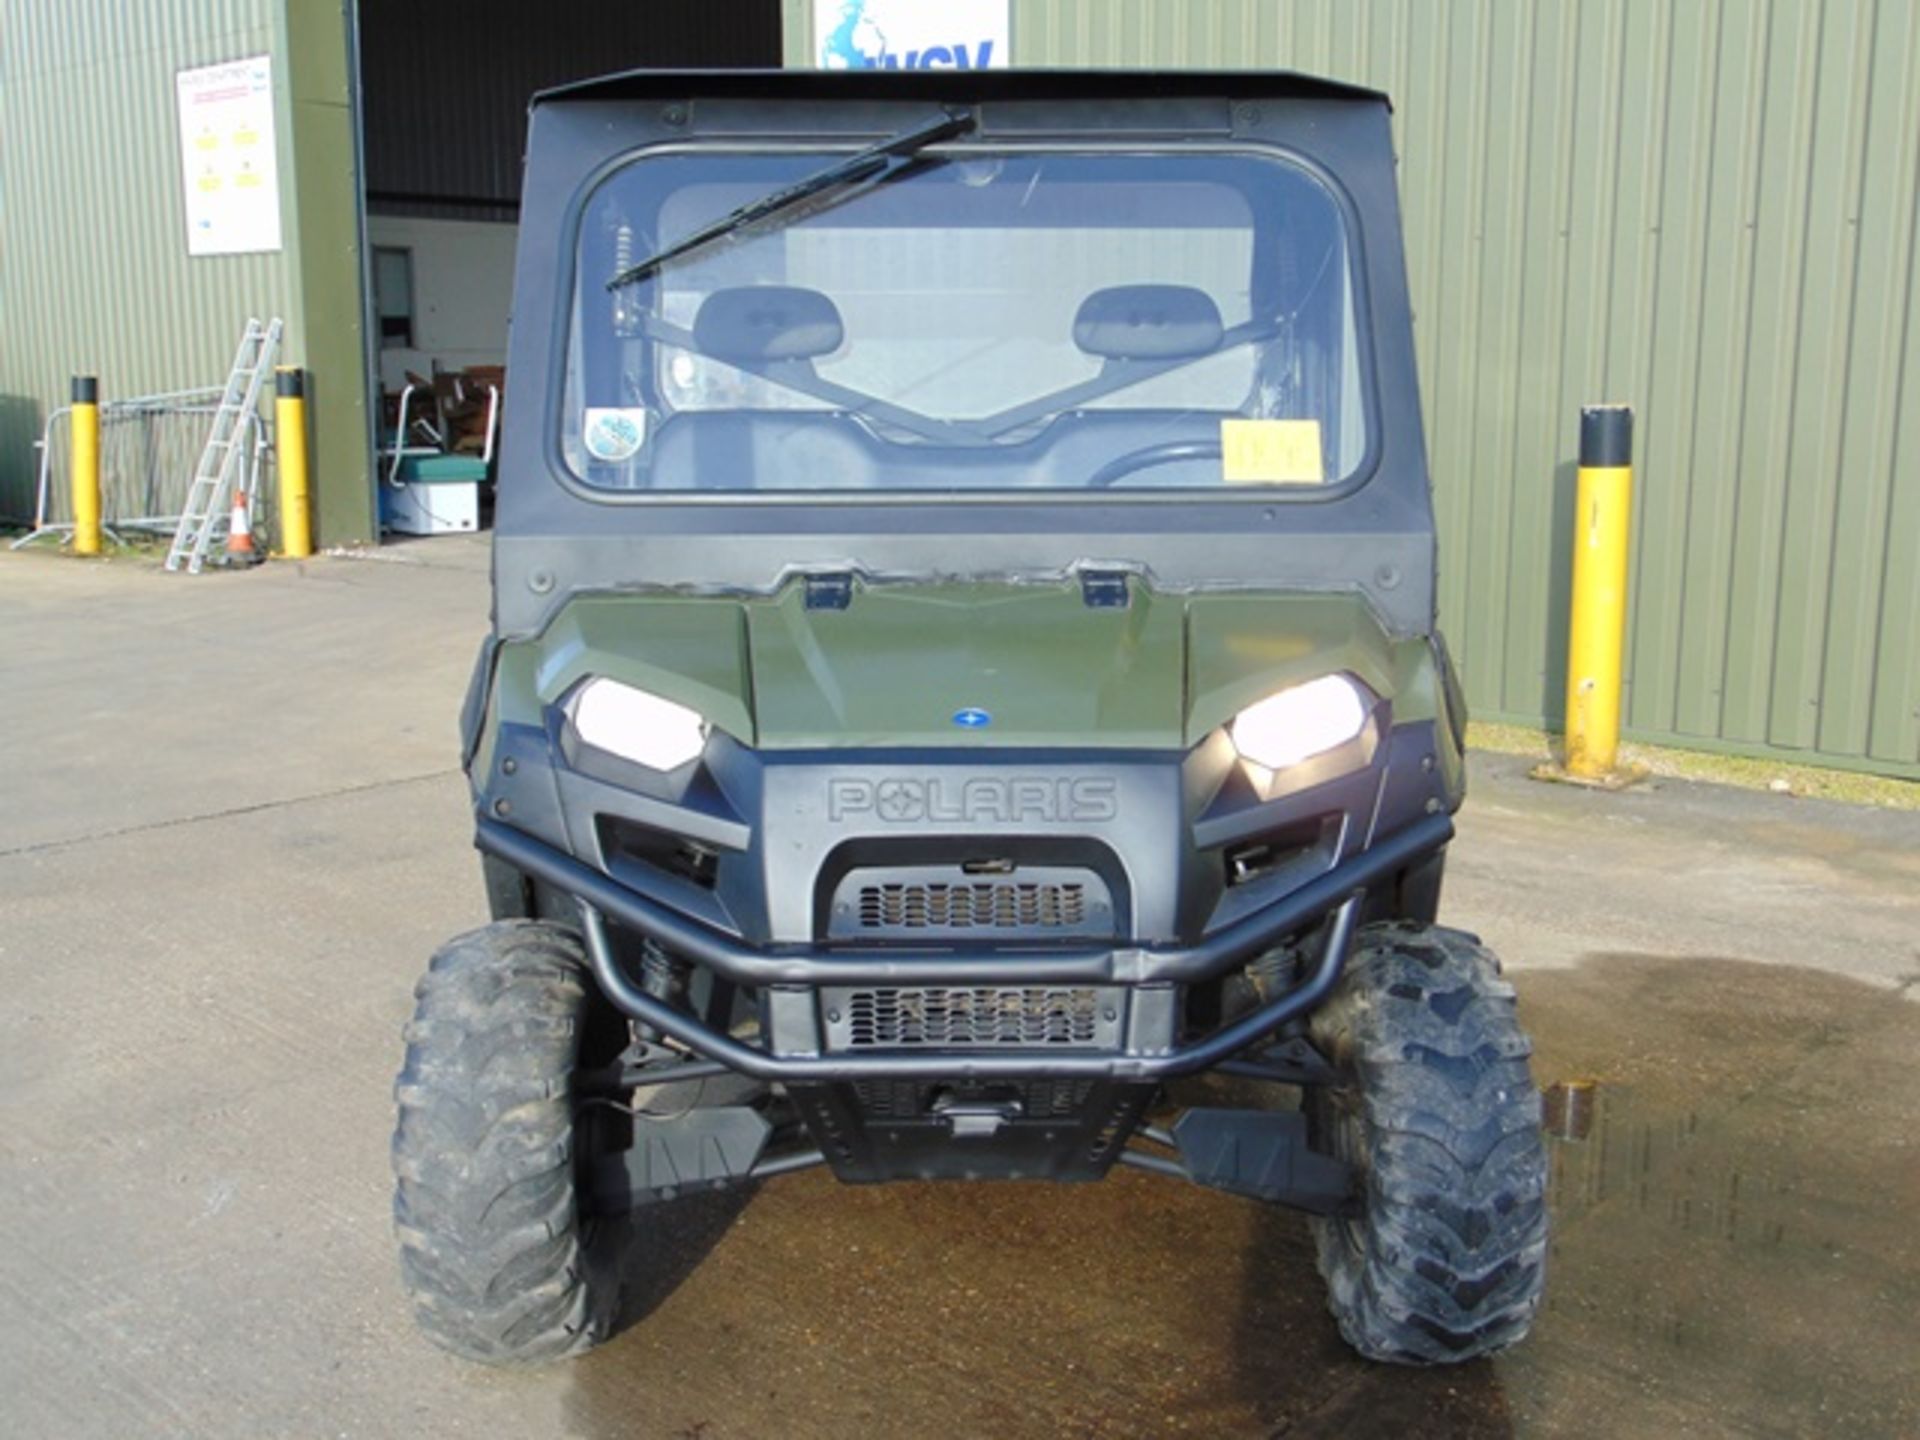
[828,777,1118,824]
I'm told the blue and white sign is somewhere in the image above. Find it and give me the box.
[815,0,1010,71]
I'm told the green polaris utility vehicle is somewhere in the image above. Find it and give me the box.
[393,67,1548,1368]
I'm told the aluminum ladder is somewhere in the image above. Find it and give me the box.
[165,317,283,573]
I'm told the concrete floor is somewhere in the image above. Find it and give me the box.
[2,538,1917,1439]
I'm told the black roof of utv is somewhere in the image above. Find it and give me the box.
[494,67,1431,641]
[532,67,1389,111]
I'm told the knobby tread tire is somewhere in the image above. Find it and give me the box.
[392,920,613,1365]
[1306,922,1548,1364]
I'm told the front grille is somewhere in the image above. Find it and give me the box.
[827,864,1114,941]
[858,881,1086,931]
[826,986,1121,1050]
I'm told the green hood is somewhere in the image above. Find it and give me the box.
[502,577,1437,749]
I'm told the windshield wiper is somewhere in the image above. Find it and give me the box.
[607,108,976,290]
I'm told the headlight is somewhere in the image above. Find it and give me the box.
[568,678,709,772]
[1229,674,1369,770]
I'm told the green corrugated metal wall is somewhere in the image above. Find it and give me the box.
[785,0,1920,779]
[0,0,291,521]
[0,0,373,544]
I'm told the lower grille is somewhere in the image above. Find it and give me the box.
[824,986,1123,1050]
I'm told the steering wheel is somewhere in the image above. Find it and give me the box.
[1087,439,1223,488]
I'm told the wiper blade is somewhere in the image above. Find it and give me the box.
[607,108,976,290]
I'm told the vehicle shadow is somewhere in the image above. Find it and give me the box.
[560,1084,1517,1439]
[1228,1198,1515,1436]
[595,1183,757,1339]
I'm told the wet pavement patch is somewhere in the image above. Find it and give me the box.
[1501,955,1920,1437]
[553,955,1920,1438]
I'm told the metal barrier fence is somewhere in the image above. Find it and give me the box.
[10,389,275,549]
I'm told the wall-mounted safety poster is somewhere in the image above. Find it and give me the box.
[176,55,283,256]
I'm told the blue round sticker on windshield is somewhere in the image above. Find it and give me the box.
[952,707,992,729]
[582,407,646,462]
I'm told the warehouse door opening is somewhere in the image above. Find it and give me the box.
[354,0,783,537]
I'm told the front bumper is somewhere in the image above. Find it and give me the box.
[475,809,1450,1082]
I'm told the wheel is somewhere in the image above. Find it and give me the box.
[1305,922,1548,1364]
[391,920,623,1364]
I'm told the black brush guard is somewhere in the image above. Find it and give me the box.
[474,810,1452,1082]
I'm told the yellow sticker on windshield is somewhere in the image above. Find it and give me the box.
[1220,419,1324,484]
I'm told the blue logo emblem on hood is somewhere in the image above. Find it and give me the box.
[952,707,992,729]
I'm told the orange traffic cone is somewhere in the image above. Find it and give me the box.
[226,486,261,566]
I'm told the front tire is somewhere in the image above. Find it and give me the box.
[1305,922,1548,1363]
[391,920,618,1365]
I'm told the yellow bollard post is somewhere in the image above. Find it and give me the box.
[1535,404,1646,788]
[70,375,102,556]
[273,366,313,558]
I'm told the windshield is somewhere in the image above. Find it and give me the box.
[562,147,1370,494]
